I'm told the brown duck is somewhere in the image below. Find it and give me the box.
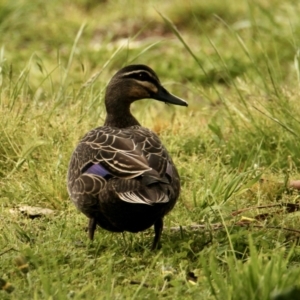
[67,65,188,250]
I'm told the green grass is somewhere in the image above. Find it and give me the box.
[1,0,300,299]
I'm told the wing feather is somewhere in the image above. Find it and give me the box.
[69,126,174,205]
[77,126,170,179]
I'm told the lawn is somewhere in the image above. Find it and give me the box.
[1,0,300,299]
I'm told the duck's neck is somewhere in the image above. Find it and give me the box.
[104,106,141,128]
[104,83,142,128]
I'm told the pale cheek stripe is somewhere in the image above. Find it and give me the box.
[133,80,158,94]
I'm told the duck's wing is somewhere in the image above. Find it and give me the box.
[126,126,171,179]
[68,126,173,206]
[75,126,160,179]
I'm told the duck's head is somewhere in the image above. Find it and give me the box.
[105,64,188,112]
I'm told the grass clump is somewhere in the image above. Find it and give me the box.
[1,0,300,299]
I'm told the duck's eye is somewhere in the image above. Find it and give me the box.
[125,70,156,83]
[137,72,149,81]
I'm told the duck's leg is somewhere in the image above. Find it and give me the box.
[88,218,97,240]
[151,218,163,250]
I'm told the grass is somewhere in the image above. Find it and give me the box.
[1,0,300,299]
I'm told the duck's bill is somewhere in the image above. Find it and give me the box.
[153,86,188,107]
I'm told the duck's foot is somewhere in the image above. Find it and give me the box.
[151,218,163,251]
[88,218,97,240]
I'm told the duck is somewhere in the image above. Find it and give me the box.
[67,64,188,250]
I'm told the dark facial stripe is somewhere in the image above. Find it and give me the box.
[121,70,159,85]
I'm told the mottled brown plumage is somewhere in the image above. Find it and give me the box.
[67,65,187,249]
